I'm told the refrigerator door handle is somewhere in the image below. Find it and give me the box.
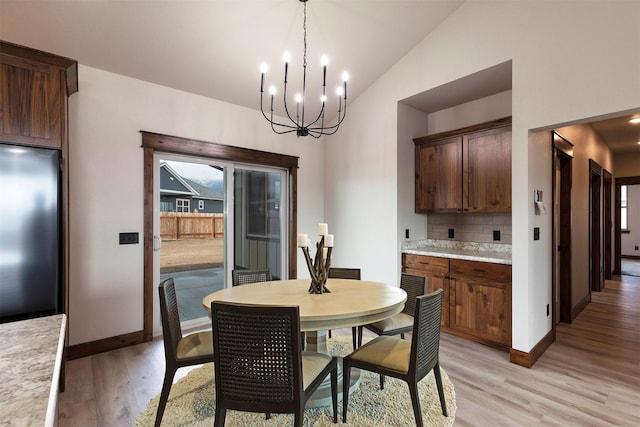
[153,235,162,252]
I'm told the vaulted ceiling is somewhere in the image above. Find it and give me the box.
[1,0,638,152]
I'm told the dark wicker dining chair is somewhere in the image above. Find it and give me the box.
[357,273,426,347]
[342,289,447,427]
[155,278,214,427]
[210,301,338,426]
[232,268,272,286]
[327,267,361,350]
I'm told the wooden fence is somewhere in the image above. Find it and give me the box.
[160,212,224,240]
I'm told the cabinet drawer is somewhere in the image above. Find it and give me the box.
[402,254,449,275]
[449,259,511,282]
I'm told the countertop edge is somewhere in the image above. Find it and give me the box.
[46,314,66,427]
[403,248,512,265]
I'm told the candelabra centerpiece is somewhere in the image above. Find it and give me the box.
[297,222,334,294]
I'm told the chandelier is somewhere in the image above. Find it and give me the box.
[260,0,348,138]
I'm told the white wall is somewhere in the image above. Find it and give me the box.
[68,65,325,345]
[426,91,512,135]
[396,103,429,280]
[324,0,640,352]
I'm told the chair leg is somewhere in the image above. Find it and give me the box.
[357,326,364,347]
[154,366,176,427]
[294,411,302,427]
[433,363,448,417]
[408,381,424,427]
[401,332,405,339]
[331,362,338,423]
[301,332,305,350]
[214,405,226,427]
[351,327,357,350]
[342,360,352,423]
[379,374,385,390]
[328,329,332,338]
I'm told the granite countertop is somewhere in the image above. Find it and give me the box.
[402,239,512,265]
[0,314,66,427]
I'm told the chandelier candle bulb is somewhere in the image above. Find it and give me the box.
[318,223,328,236]
[297,233,308,247]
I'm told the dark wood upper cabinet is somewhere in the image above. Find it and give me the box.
[414,117,512,213]
[415,136,462,213]
[1,41,78,148]
[464,126,512,213]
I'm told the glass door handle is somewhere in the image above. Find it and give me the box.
[153,235,162,252]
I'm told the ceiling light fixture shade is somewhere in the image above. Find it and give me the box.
[260,0,348,138]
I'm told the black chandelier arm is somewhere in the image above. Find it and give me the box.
[261,87,302,134]
[302,100,327,130]
[307,101,347,136]
[282,80,301,128]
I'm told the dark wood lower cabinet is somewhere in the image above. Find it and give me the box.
[402,253,512,350]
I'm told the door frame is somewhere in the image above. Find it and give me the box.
[614,176,640,274]
[551,131,573,324]
[141,131,299,341]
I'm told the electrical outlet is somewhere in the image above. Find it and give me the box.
[546,304,550,317]
[493,230,501,241]
[635,246,639,251]
[119,232,139,245]
[533,227,540,241]
[405,229,410,239]
[448,229,455,239]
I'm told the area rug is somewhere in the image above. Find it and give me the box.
[136,336,456,426]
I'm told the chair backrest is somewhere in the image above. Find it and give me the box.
[211,301,304,413]
[328,267,361,280]
[158,278,182,361]
[410,288,443,381]
[232,268,272,286]
[400,273,427,315]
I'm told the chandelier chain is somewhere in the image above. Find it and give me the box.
[303,0,307,68]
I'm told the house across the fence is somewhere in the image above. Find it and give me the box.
[160,162,223,214]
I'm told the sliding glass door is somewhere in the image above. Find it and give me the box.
[154,155,288,326]
[233,167,288,280]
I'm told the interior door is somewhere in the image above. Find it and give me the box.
[552,132,572,324]
[589,159,602,292]
[603,170,612,280]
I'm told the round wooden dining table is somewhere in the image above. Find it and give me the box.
[202,278,407,406]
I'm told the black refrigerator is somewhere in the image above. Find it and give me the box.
[0,143,62,323]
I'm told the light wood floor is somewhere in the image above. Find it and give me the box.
[58,275,640,426]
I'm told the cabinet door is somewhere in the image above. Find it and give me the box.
[464,127,512,212]
[0,56,66,148]
[415,136,462,213]
[449,274,511,346]
[402,254,450,326]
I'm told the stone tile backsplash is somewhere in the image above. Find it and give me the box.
[427,213,512,244]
